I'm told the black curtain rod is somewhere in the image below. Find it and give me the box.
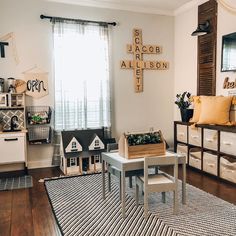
[40,14,116,26]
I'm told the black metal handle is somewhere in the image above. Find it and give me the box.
[4,138,18,141]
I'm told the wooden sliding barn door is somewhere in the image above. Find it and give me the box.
[197,0,217,96]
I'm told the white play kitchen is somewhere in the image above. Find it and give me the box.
[0,77,28,171]
[0,76,52,172]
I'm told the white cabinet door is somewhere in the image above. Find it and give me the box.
[0,134,25,164]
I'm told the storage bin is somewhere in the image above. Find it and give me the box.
[189,127,201,147]
[26,106,51,125]
[203,152,218,176]
[28,126,51,144]
[176,124,187,143]
[230,107,236,123]
[220,132,236,156]
[203,129,218,151]
[220,156,236,184]
[177,143,188,163]
[189,148,202,169]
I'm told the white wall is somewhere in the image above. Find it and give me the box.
[0,0,174,170]
[174,5,198,120]
[217,2,236,95]
[113,12,174,143]
[174,0,236,120]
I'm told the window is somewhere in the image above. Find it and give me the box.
[95,140,99,147]
[53,20,111,130]
[72,141,77,149]
[70,158,76,167]
[94,155,100,163]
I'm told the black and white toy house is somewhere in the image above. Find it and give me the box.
[60,128,113,175]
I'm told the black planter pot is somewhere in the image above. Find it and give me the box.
[180,109,193,122]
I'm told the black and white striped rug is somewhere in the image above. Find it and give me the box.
[45,174,236,236]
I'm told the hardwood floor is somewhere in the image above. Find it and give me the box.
[164,166,236,205]
[0,166,235,236]
[0,168,62,236]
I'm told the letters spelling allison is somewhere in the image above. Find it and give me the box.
[120,60,169,70]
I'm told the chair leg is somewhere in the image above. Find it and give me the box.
[162,192,166,203]
[173,190,178,214]
[108,171,111,192]
[119,173,121,200]
[129,176,133,188]
[144,192,148,219]
[135,177,139,207]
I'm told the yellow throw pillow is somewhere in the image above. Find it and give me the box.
[197,96,232,125]
[232,96,236,105]
[190,96,201,122]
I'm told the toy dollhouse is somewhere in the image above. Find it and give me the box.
[60,128,113,175]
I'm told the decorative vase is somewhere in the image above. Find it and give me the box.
[180,109,193,122]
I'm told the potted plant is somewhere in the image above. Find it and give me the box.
[126,132,162,146]
[119,130,166,159]
[175,91,193,122]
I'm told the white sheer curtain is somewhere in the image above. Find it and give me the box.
[53,19,111,131]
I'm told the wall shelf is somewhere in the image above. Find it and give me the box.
[26,106,52,144]
[27,126,51,144]
[0,93,26,131]
[26,106,51,125]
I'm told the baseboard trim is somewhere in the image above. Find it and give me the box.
[28,159,58,169]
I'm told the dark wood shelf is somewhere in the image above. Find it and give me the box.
[196,124,236,132]
[219,152,236,159]
[202,147,218,154]
[174,121,236,185]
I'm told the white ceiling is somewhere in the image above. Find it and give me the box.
[46,0,198,16]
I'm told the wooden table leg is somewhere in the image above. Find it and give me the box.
[121,170,126,218]
[102,159,105,200]
[182,162,186,204]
